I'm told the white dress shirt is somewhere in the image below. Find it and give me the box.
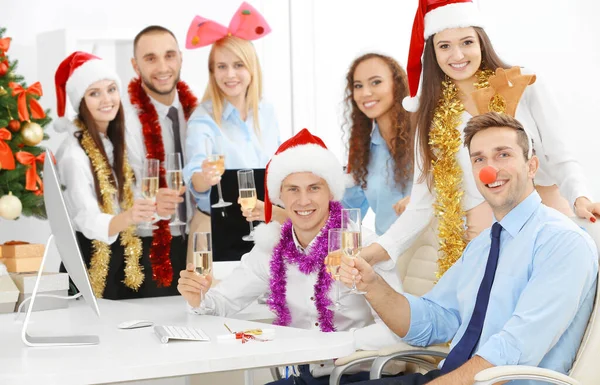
[124,91,190,236]
[55,123,119,244]
[376,70,594,266]
[189,222,404,376]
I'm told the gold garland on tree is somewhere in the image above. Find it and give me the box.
[75,119,144,297]
[430,69,494,278]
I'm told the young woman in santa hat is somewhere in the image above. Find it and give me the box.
[342,53,414,237]
[360,0,600,274]
[54,51,155,299]
[183,2,281,224]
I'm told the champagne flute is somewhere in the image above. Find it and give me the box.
[237,169,257,241]
[140,158,159,230]
[327,228,343,308]
[166,153,185,226]
[206,137,231,208]
[193,232,214,312]
[341,208,365,294]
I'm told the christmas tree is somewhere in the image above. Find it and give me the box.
[0,27,52,220]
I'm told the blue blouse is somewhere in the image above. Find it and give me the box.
[183,100,281,212]
[342,123,412,235]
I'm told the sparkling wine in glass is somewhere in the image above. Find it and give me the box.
[166,153,185,226]
[327,228,343,308]
[140,158,159,230]
[193,232,214,312]
[341,208,365,294]
[206,137,231,208]
[237,169,257,241]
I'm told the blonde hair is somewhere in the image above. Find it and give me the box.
[202,36,262,133]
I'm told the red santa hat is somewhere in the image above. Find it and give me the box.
[254,128,345,251]
[403,0,485,112]
[53,51,121,132]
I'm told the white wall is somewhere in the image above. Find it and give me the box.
[2,0,600,250]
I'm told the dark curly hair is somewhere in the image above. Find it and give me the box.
[343,53,413,189]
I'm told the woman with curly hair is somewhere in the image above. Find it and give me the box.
[342,53,414,235]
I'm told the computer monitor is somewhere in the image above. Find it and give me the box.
[210,168,266,262]
[43,149,99,316]
[21,149,100,346]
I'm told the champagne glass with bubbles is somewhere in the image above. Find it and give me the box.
[193,232,213,312]
[237,169,257,241]
[341,208,365,294]
[206,137,231,208]
[327,228,343,308]
[140,158,159,230]
[166,153,185,226]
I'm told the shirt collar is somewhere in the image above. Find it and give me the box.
[222,100,262,121]
[496,190,542,238]
[291,226,319,254]
[149,91,181,119]
[370,121,386,146]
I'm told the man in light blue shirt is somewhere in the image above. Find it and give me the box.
[341,112,598,385]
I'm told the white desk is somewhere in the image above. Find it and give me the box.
[0,297,355,385]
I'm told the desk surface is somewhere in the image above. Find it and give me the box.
[0,296,354,385]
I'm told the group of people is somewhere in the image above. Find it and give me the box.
[53,0,599,384]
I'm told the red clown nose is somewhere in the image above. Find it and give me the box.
[479,166,498,184]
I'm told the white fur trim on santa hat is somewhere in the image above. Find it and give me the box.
[66,59,122,113]
[424,2,485,39]
[267,143,345,207]
[402,96,420,113]
[253,221,282,253]
[344,172,357,189]
[52,117,74,133]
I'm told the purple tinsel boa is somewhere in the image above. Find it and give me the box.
[267,201,342,332]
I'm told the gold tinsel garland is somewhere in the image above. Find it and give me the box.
[76,120,144,297]
[430,70,494,278]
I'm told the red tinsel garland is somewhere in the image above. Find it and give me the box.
[128,78,198,287]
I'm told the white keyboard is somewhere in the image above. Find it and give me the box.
[154,325,210,344]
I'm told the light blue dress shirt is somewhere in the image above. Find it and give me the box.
[403,191,598,384]
[183,100,281,212]
[341,123,412,235]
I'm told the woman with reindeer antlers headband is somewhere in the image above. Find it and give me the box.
[358,0,600,277]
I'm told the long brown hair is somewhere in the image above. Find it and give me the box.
[416,27,511,188]
[344,53,413,189]
[75,99,127,205]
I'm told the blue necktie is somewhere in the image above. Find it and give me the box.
[441,222,503,373]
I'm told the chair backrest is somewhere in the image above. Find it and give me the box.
[568,218,600,383]
[396,219,439,297]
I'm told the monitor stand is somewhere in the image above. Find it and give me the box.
[21,234,100,347]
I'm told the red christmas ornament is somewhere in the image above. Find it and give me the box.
[0,61,8,77]
[479,166,498,184]
[8,119,20,132]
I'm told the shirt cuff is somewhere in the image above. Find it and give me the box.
[475,333,521,367]
[373,258,395,271]
[375,234,400,265]
[93,213,118,245]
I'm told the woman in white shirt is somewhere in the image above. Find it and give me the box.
[183,3,280,217]
[54,52,154,299]
[361,1,600,273]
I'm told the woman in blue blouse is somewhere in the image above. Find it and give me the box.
[342,53,414,235]
[184,7,280,214]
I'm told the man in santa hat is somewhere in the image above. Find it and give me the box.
[178,128,404,383]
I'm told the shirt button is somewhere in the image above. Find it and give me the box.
[315,322,319,327]
[310,297,315,301]
[320,364,325,367]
